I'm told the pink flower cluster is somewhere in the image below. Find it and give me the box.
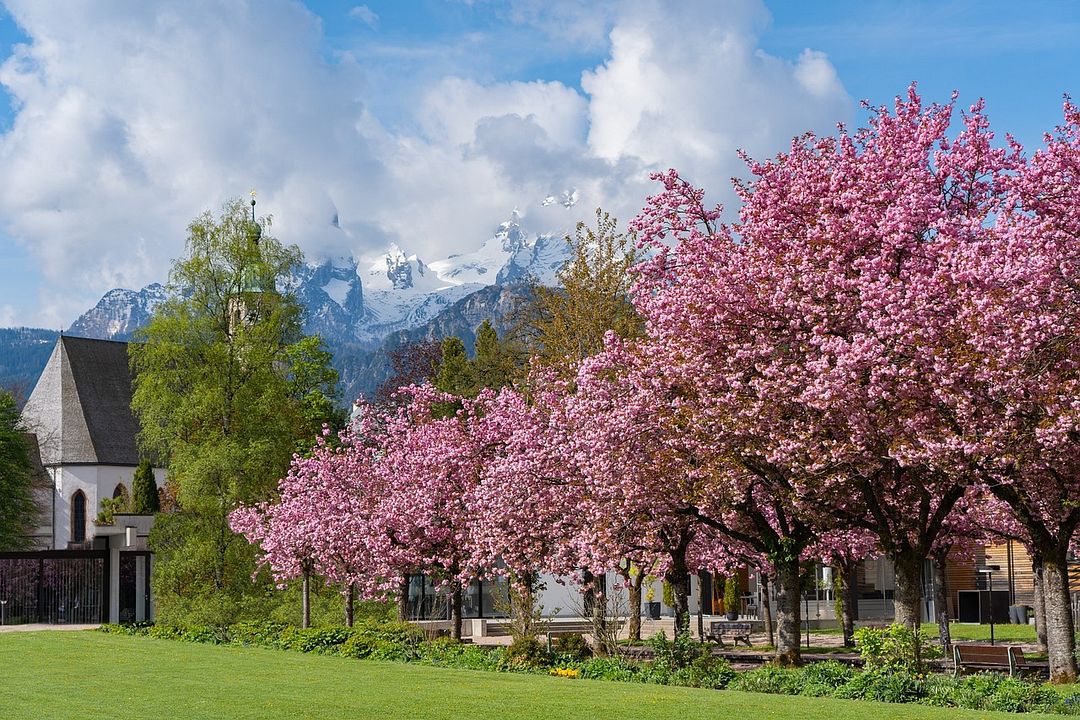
[232,86,1080,677]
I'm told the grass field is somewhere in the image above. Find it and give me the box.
[814,622,1039,644]
[0,631,1066,720]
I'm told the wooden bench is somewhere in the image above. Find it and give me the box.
[953,644,1030,677]
[705,621,753,648]
[544,622,595,651]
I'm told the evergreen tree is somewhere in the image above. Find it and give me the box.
[131,458,160,514]
[470,320,516,393]
[130,197,340,624]
[433,336,472,396]
[0,389,36,550]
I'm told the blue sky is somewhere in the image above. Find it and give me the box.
[0,0,1076,328]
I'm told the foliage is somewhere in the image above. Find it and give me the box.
[553,632,592,662]
[644,630,734,687]
[502,636,553,670]
[471,319,519,392]
[131,197,339,625]
[339,621,425,662]
[0,389,36,550]
[95,496,127,525]
[131,458,160,514]
[433,336,471,397]
[723,576,739,614]
[854,624,941,675]
[519,208,643,378]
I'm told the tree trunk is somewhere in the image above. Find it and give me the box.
[760,573,775,648]
[666,558,691,638]
[1042,553,1077,683]
[772,557,802,666]
[449,581,463,640]
[892,551,925,628]
[301,566,311,629]
[932,553,949,648]
[345,584,355,628]
[628,575,642,642]
[397,578,410,622]
[1032,555,1048,653]
[835,563,857,647]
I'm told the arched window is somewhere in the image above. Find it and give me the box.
[72,491,86,544]
[113,484,129,502]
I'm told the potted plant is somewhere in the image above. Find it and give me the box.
[724,576,740,620]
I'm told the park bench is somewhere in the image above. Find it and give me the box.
[953,644,1030,678]
[705,620,753,648]
[544,621,595,650]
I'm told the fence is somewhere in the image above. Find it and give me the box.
[0,551,108,625]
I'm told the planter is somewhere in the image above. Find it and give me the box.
[646,602,661,620]
[725,611,739,621]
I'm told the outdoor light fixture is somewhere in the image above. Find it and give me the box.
[976,565,1002,645]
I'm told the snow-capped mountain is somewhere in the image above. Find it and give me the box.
[429,210,567,287]
[55,208,574,400]
[293,210,570,345]
[66,283,168,340]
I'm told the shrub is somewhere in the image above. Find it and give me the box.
[982,677,1059,714]
[339,620,423,662]
[647,630,707,671]
[283,627,355,654]
[180,625,226,644]
[854,624,940,675]
[227,620,292,649]
[501,636,552,670]
[729,665,804,695]
[581,656,641,683]
[553,633,592,662]
[417,637,503,672]
[146,624,183,641]
[665,656,736,689]
[131,458,160,514]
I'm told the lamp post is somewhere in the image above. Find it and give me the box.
[977,565,1002,645]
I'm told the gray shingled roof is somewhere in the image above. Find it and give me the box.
[21,336,141,466]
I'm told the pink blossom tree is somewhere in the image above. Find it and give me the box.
[945,98,1080,681]
[628,88,1013,646]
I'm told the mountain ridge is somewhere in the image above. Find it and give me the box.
[3,211,571,404]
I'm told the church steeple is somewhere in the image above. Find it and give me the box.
[240,191,269,295]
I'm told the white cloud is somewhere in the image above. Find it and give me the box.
[583,0,850,195]
[0,0,851,327]
[348,5,378,29]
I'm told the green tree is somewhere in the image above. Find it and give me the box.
[433,336,472,396]
[130,197,339,624]
[470,320,517,394]
[0,389,37,550]
[522,209,643,379]
[131,458,160,514]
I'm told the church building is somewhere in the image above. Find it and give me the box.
[1,335,162,624]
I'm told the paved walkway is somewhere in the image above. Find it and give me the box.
[0,623,99,633]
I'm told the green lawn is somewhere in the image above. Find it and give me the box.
[0,631,1064,719]
[815,622,1039,644]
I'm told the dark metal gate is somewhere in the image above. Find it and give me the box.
[0,551,108,625]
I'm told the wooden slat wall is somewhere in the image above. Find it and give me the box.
[984,543,1035,606]
[944,549,977,619]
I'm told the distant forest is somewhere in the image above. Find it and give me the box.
[0,328,59,405]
